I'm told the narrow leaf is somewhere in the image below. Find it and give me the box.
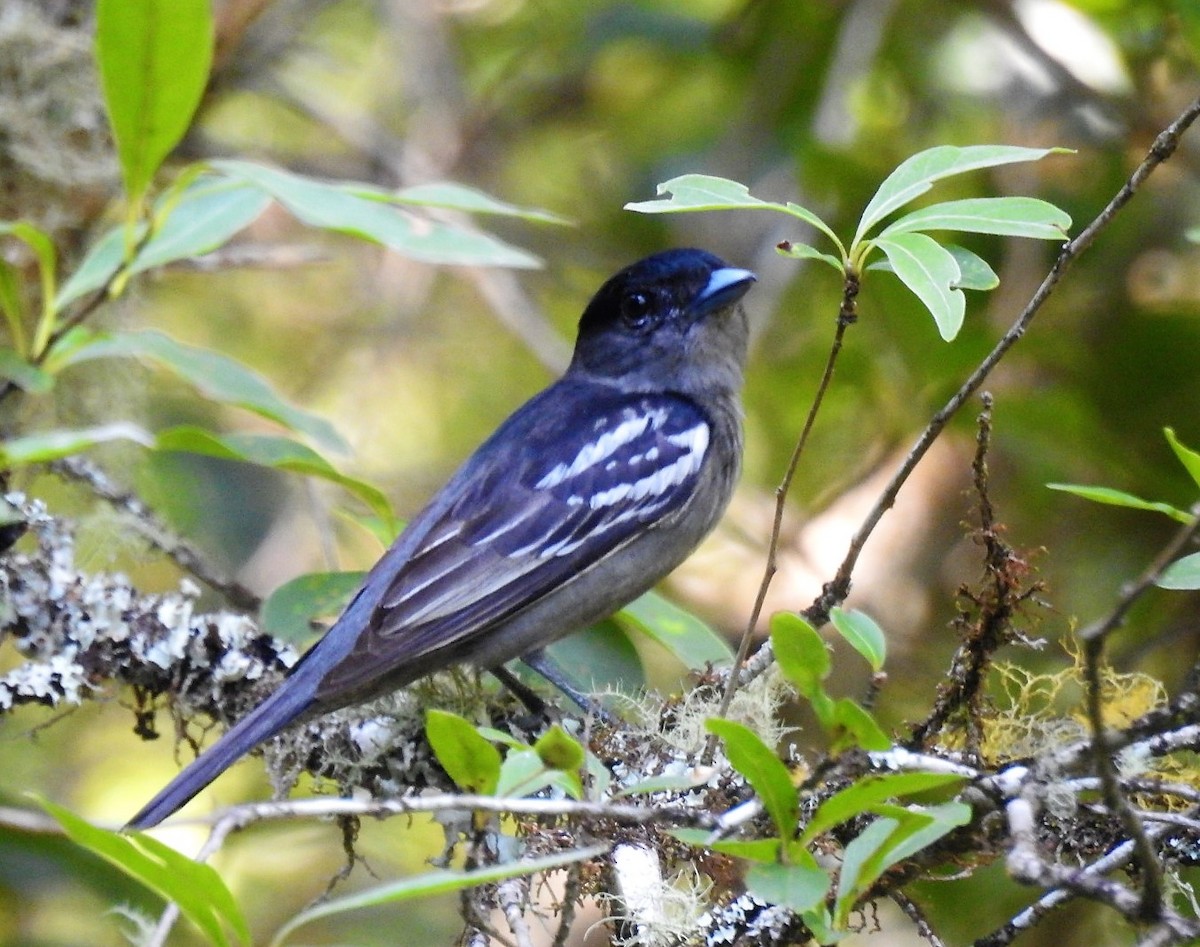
[617,590,732,666]
[259,571,365,642]
[0,348,53,394]
[625,174,769,212]
[874,232,965,341]
[770,612,830,700]
[834,816,900,925]
[800,772,965,844]
[616,772,713,798]
[828,607,886,672]
[56,227,128,310]
[392,182,569,224]
[213,161,540,268]
[776,240,843,271]
[40,798,248,947]
[626,175,844,251]
[835,803,970,925]
[706,718,797,840]
[1046,483,1191,524]
[1164,428,1200,491]
[856,145,1067,243]
[0,222,58,353]
[0,260,27,354]
[881,197,1071,240]
[51,330,347,452]
[134,179,272,272]
[269,845,607,947]
[1157,552,1200,591]
[426,710,502,795]
[156,427,393,524]
[0,423,153,466]
[96,0,213,203]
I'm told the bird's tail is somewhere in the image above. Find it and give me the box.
[125,678,317,830]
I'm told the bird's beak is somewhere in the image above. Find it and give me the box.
[693,267,757,316]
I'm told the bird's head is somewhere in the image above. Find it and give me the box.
[569,248,756,396]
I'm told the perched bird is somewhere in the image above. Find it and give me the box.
[127,248,755,829]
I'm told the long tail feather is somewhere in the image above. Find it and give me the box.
[125,680,317,830]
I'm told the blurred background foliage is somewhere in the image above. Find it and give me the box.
[2,0,1200,944]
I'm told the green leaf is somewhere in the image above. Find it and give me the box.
[548,620,645,691]
[0,221,57,353]
[39,798,248,947]
[391,182,569,225]
[425,710,502,795]
[615,771,714,798]
[156,426,394,526]
[135,178,272,272]
[669,828,782,863]
[871,245,998,291]
[834,816,900,926]
[534,725,585,772]
[268,844,607,947]
[56,227,128,310]
[49,330,347,453]
[880,197,1071,241]
[945,245,999,291]
[617,590,732,667]
[770,612,830,700]
[0,348,52,394]
[855,145,1067,244]
[874,232,965,341]
[259,571,365,642]
[625,175,771,213]
[829,699,891,753]
[828,607,886,672]
[799,772,966,844]
[95,0,213,204]
[625,174,844,254]
[1158,552,1200,591]
[1046,483,1191,524]
[745,861,829,914]
[0,260,27,355]
[212,161,540,268]
[0,423,153,466]
[706,718,797,840]
[495,749,555,798]
[1164,428,1200,492]
[776,240,843,271]
[834,803,970,926]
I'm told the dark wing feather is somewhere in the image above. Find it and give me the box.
[315,381,711,696]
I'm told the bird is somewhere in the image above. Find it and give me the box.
[126,247,756,829]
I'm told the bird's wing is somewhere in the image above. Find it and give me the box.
[315,382,711,697]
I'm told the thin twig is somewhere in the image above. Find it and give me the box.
[497,876,536,947]
[702,270,859,763]
[550,862,582,947]
[1080,509,1200,922]
[152,792,718,835]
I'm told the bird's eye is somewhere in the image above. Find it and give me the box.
[620,291,656,331]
